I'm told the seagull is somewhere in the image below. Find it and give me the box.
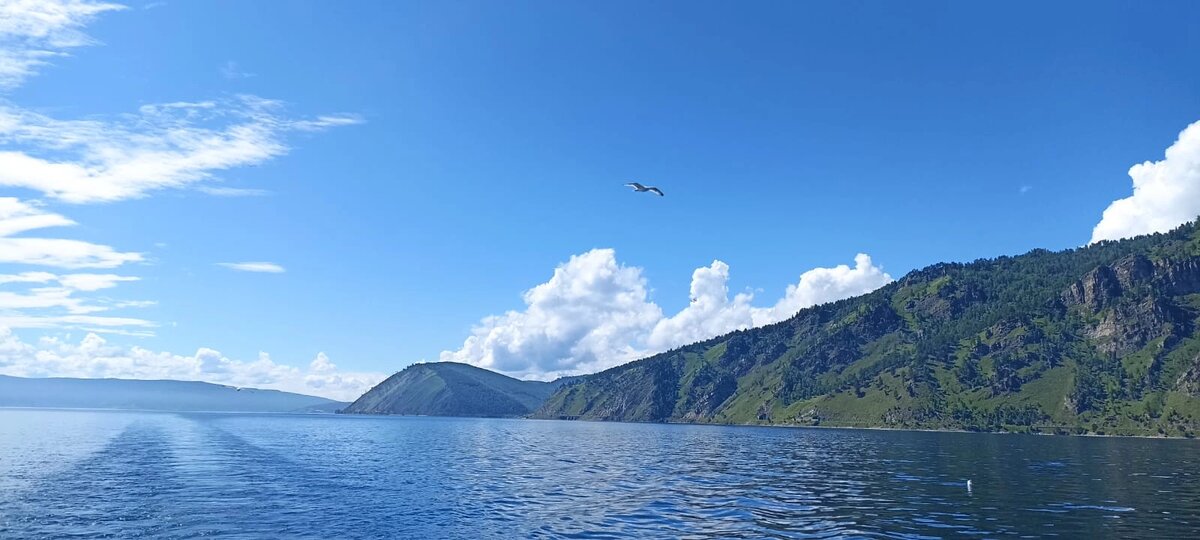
[625,182,664,196]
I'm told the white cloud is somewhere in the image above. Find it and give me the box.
[0,197,74,236]
[219,60,254,80]
[0,237,143,269]
[0,0,125,90]
[0,199,148,330]
[0,313,151,329]
[0,271,55,284]
[441,249,893,380]
[1092,119,1200,243]
[0,97,362,203]
[56,273,137,291]
[0,328,385,401]
[218,261,285,273]
[0,269,150,330]
[195,185,269,197]
[0,287,99,313]
[291,115,365,131]
[645,260,756,352]
[645,253,890,352]
[440,249,663,379]
[749,253,892,327]
[0,197,143,268]
[0,0,374,393]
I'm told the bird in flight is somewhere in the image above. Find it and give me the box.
[625,182,664,196]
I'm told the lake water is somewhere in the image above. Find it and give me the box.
[0,409,1198,538]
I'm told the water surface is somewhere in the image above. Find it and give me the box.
[1,409,1197,538]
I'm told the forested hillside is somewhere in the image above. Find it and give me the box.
[535,221,1200,437]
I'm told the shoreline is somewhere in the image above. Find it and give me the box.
[528,415,1200,441]
[9,406,1197,440]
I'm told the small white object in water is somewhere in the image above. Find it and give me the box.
[967,479,973,492]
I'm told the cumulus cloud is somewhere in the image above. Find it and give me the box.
[440,249,664,379]
[0,328,385,401]
[0,0,125,90]
[0,197,143,268]
[645,253,891,352]
[1092,119,1200,243]
[644,260,756,352]
[218,261,285,273]
[749,253,892,326]
[441,249,893,380]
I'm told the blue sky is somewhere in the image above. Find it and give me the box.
[1,1,1199,399]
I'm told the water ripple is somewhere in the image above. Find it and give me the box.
[1,410,1199,538]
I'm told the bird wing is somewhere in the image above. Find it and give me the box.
[648,187,664,196]
[625,182,645,190]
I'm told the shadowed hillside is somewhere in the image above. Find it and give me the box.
[342,362,573,417]
[0,376,344,413]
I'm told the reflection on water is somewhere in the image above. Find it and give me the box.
[1,409,1198,538]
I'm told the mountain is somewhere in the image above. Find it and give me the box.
[0,375,345,413]
[535,221,1200,437]
[342,362,572,417]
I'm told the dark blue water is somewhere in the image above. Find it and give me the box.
[1,409,1198,538]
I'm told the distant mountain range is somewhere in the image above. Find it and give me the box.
[0,375,345,413]
[342,362,573,417]
[532,221,1200,437]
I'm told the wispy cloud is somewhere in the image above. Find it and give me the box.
[0,314,152,329]
[57,273,138,291]
[0,3,361,205]
[1019,185,1032,195]
[195,185,270,197]
[220,60,255,80]
[0,198,143,268]
[0,268,151,331]
[218,261,285,273]
[441,249,892,379]
[0,0,126,90]
[0,1,371,391]
[0,271,55,285]
[0,97,362,204]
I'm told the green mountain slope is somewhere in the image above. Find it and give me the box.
[342,362,570,417]
[535,221,1200,437]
